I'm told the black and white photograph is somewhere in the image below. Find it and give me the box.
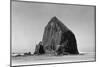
[11,0,96,66]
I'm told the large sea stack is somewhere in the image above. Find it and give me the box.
[34,16,79,55]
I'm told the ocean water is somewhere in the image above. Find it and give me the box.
[12,52,95,66]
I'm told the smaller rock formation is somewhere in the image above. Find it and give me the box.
[34,41,45,55]
[24,52,31,56]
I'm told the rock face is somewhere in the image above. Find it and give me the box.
[34,16,79,55]
[34,41,45,55]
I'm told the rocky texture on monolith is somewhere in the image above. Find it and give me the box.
[34,16,79,55]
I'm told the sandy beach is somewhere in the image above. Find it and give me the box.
[12,52,95,66]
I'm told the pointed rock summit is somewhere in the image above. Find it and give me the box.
[34,16,79,55]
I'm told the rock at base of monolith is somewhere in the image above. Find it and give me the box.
[34,41,45,55]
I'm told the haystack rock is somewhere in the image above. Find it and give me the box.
[34,16,79,55]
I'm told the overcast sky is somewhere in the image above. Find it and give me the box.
[12,1,95,53]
